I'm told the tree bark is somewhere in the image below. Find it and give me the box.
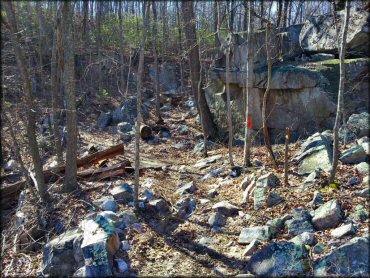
[243,0,255,167]
[284,127,291,186]
[119,0,126,97]
[97,2,103,95]
[134,1,149,210]
[4,2,48,202]
[283,0,289,27]
[181,1,216,139]
[262,19,277,168]
[62,2,78,193]
[277,0,283,27]
[176,1,185,95]
[329,0,350,184]
[82,0,89,44]
[152,2,162,122]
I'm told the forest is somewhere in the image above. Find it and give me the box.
[1,0,369,277]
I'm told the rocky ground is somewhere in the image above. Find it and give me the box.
[1,92,369,277]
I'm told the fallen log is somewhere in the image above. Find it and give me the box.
[77,161,130,180]
[1,143,126,208]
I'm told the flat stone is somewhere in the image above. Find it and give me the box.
[356,188,370,198]
[289,232,316,246]
[175,197,196,219]
[331,223,356,238]
[201,166,226,181]
[194,155,222,169]
[238,226,272,244]
[243,239,261,256]
[340,143,368,164]
[198,237,219,248]
[253,187,267,210]
[109,183,133,204]
[240,173,256,190]
[314,237,369,276]
[247,241,309,276]
[148,199,169,213]
[176,181,197,195]
[266,191,283,207]
[312,199,342,230]
[349,204,369,222]
[266,218,284,237]
[355,162,369,174]
[212,201,241,216]
[309,191,324,207]
[208,212,226,227]
[285,208,314,236]
[256,173,279,188]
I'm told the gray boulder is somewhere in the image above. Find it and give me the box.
[243,239,261,257]
[201,166,226,181]
[340,143,369,164]
[256,173,279,188]
[340,112,370,142]
[309,191,324,207]
[312,199,342,230]
[253,187,267,210]
[349,204,369,222]
[238,226,272,244]
[149,62,179,91]
[176,181,197,195]
[96,112,112,130]
[4,159,17,172]
[247,241,310,276]
[110,183,133,204]
[117,122,133,134]
[112,98,149,124]
[212,201,241,217]
[331,223,356,238]
[285,208,314,237]
[175,196,197,219]
[208,212,226,227]
[289,232,316,246]
[267,192,283,207]
[299,8,370,56]
[355,162,369,174]
[42,228,84,276]
[314,237,369,276]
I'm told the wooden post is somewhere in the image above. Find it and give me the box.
[284,127,291,186]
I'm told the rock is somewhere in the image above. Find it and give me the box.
[118,210,138,227]
[312,242,325,254]
[96,112,112,130]
[212,201,241,217]
[240,173,256,190]
[185,99,196,109]
[254,159,263,166]
[192,140,214,154]
[253,187,267,210]
[238,226,272,244]
[115,259,128,273]
[208,212,226,227]
[256,173,279,188]
[117,122,133,134]
[331,223,356,238]
[194,154,223,169]
[176,181,197,195]
[349,204,369,222]
[266,192,283,207]
[4,159,17,171]
[289,232,316,246]
[309,191,324,207]
[285,208,314,236]
[93,196,118,212]
[121,240,130,251]
[230,166,242,177]
[356,187,370,198]
[347,176,361,186]
[98,211,119,223]
[299,8,370,56]
[355,162,369,174]
[42,228,84,276]
[175,197,196,219]
[247,241,309,276]
[73,266,86,277]
[208,188,218,198]
[201,166,226,181]
[142,178,154,188]
[142,189,155,201]
[243,239,261,256]
[340,143,369,164]
[173,142,191,149]
[340,112,370,142]
[305,169,321,183]
[159,130,171,138]
[266,218,284,237]
[177,125,189,134]
[314,237,369,276]
[310,53,335,61]
[110,184,133,204]
[198,236,219,248]
[148,199,169,214]
[213,266,229,276]
[312,199,342,230]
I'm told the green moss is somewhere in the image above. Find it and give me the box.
[319,57,370,65]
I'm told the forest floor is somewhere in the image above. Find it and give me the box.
[1,91,369,277]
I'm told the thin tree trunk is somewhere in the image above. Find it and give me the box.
[283,0,289,27]
[4,2,48,202]
[214,1,220,50]
[152,2,162,123]
[260,0,265,28]
[83,0,89,44]
[288,0,292,26]
[198,39,208,157]
[284,127,291,186]
[277,0,283,27]
[62,2,78,193]
[176,1,185,95]
[161,1,167,62]
[97,2,103,95]
[119,0,126,97]
[182,1,216,139]
[134,1,149,210]
[329,0,350,184]
[125,48,132,98]
[35,2,46,102]
[262,18,277,168]
[51,8,63,164]
[243,0,254,167]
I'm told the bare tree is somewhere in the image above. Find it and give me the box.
[152,1,162,123]
[243,0,255,167]
[62,2,78,193]
[119,0,126,97]
[182,1,216,139]
[4,2,48,202]
[134,1,149,210]
[329,0,350,184]
[262,11,278,168]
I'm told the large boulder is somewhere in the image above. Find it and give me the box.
[285,208,314,236]
[238,226,272,244]
[312,199,343,230]
[299,8,370,56]
[111,98,149,124]
[314,236,369,276]
[340,143,369,164]
[294,132,333,175]
[149,62,179,92]
[340,112,370,142]
[42,228,84,276]
[212,201,241,217]
[246,241,310,276]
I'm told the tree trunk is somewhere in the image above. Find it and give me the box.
[329,0,350,184]
[284,127,291,186]
[119,0,126,97]
[51,8,64,164]
[176,1,185,95]
[283,0,289,27]
[277,0,283,27]
[152,2,162,122]
[214,1,220,50]
[262,19,277,168]
[62,2,78,193]
[243,0,254,167]
[161,1,168,61]
[181,1,216,139]
[97,2,103,95]
[82,0,89,44]
[260,0,265,28]
[4,2,48,202]
[134,1,149,210]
